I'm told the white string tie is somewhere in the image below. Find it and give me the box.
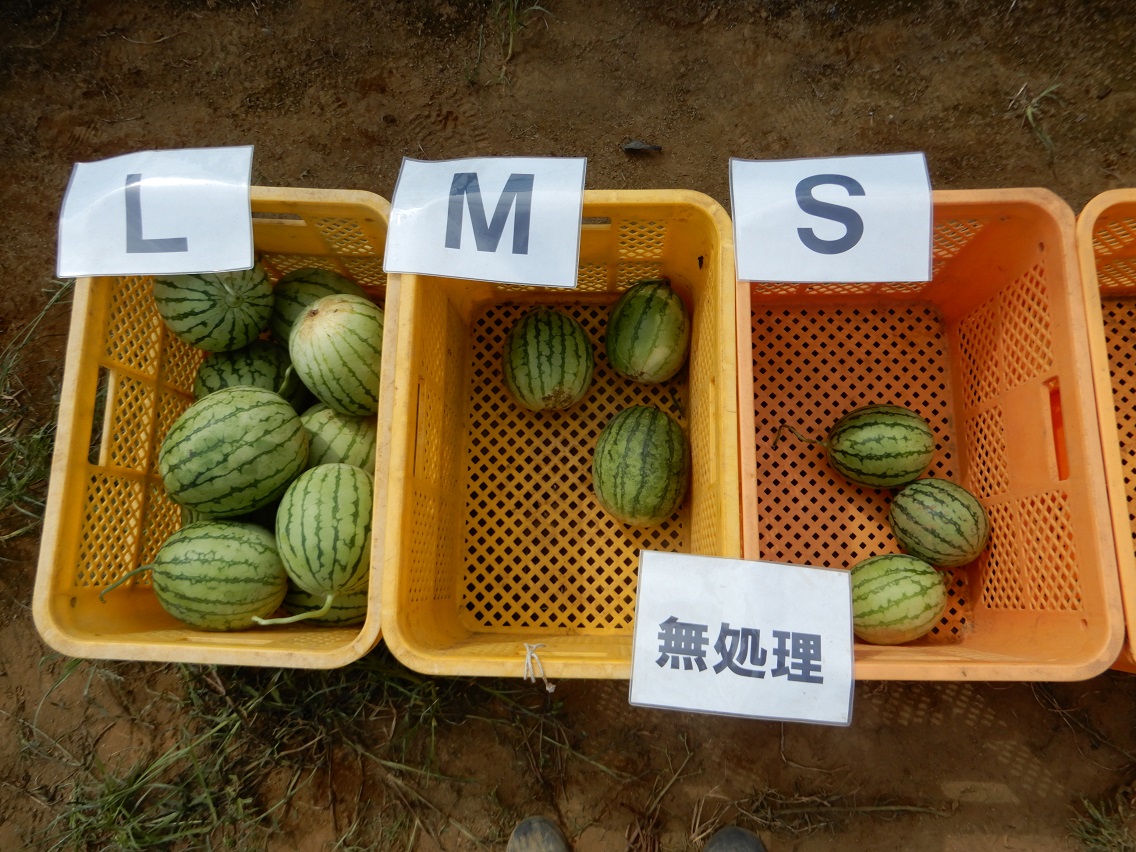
[523,643,556,693]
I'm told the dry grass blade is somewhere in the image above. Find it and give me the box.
[1031,683,1136,766]
[1069,785,1136,852]
[738,789,954,837]
[625,736,696,852]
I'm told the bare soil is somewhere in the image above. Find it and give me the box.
[3,1,1136,850]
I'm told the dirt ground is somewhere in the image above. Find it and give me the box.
[3,1,1136,850]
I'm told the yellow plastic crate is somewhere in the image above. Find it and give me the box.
[33,186,396,668]
[1076,189,1136,674]
[379,189,740,679]
[738,188,1124,680]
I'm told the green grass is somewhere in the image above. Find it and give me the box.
[0,278,73,547]
[1069,789,1136,851]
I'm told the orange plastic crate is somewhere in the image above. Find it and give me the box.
[33,186,396,668]
[1076,189,1136,674]
[738,188,1123,681]
[379,189,741,679]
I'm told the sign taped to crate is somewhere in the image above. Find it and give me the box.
[629,550,854,725]
[384,156,587,288]
[57,146,254,277]
[730,152,932,284]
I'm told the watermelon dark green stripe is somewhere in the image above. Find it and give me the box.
[276,464,373,598]
[143,521,288,630]
[850,553,946,645]
[605,278,690,384]
[159,386,310,517]
[153,266,273,353]
[825,404,936,488]
[290,294,384,416]
[593,405,690,526]
[270,268,366,343]
[503,308,593,411]
[888,479,990,567]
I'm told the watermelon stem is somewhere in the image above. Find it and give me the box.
[98,564,153,603]
[771,421,826,450]
[277,365,300,400]
[251,592,336,626]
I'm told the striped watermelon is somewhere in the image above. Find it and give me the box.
[289,294,385,416]
[180,499,278,531]
[825,404,936,489]
[102,521,289,631]
[605,278,690,384]
[270,267,367,344]
[592,405,690,526]
[159,385,309,518]
[851,553,947,645]
[889,479,990,567]
[282,584,369,626]
[192,340,311,411]
[301,403,378,471]
[255,463,373,625]
[502,308,594,411]
[152,264,274,352]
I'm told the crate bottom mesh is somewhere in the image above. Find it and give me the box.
[748,300,971,643]
[458,297,692,634]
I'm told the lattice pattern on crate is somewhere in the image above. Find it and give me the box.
[159,326,204,397]
[687,254,720,557]
[460,299,688,631]
[141,481,182,563]
[958,263,1053,409]
[76,473,146,586]
[1102,297,1136,549]
[406,285,457,607]
[616,261,665,286]
[1001,264,1053,389]
[749,303,956,568]
[104,276,163,378]
[932,568,971,641]
[618,219,666,259]
[1092,216,1136,259]
[342,256,387,291]
[933,218,985,266]
[964,406,1010,499]
[105,373,155,473]
[314,216,377,256]
[493,262,616,294]
[150,387,194,476]
[978,491,1081,610]
[1096,258,1136,292]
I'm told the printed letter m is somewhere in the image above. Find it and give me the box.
[445,172,534,254]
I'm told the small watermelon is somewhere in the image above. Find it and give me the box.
[193,340,311,411]
[300,403,378,471]
[158,385,309,518]
[152,264,274,352]
[502,308,594,411]
[815,404,936,489]
[100,521,289,631]
[889,478,990,567]
[289,294,385,416]
[255,463,374,625]
[605,278,691,384]
[851,553,947,645]
[592,405,690,526]
[270,267,367,344]
[282,584,369,626]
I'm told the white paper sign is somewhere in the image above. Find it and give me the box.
[384,156,587,288]
[629,551,854,726]
[57,146,254,278]
[730,152,932,283]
